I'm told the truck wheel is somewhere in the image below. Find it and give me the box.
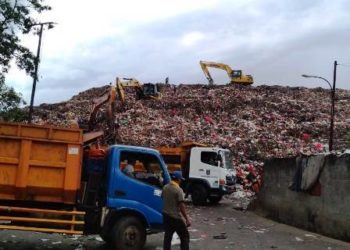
[209,195,222,204]
[191,184,208,206]
[110,216,146,250]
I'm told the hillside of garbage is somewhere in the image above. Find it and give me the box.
[31,83,350,194]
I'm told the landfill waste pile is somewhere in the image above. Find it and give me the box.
[31,83,350,204]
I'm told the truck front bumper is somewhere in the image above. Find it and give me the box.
[219,185,235,195]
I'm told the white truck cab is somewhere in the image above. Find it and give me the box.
[186,147,236,205]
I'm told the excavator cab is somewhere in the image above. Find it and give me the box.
[231,70,242,78]
[143,83,161,99]
[116,78,162,100]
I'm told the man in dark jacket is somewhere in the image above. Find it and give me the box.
[162,171,191,250]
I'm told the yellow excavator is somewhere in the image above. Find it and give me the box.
[115,77,162,103]
[84,77,161,142]
[199,60,254,86]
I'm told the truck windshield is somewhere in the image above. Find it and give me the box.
[223,151,234,169]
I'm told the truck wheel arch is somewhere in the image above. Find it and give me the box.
[100,209,148,241]
[187,178,211,192]
[187,179,210,206]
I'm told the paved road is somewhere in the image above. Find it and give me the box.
[0,199,349,250]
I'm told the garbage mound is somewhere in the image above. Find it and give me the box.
[32,83,350,195]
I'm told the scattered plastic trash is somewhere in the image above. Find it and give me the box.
[94,236,103,242]
[51,241,62,245]
[171,233,180,246]
[295,237,304,242]
[74,243,85,250]
[70,235,82,240]
[253,230,266,233]
[304,234,317,238]
[190,238,202,242]
[200,234,208,238]
[213,233,227,239]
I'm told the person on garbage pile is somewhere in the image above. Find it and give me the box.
[123,158,136,177]
[162,171,191,250]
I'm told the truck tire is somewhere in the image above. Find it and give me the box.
[191,184,208,206]
[110,216,146,250]
[209,195,222,204]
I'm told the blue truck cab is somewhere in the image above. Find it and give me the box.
[82,144,171,250]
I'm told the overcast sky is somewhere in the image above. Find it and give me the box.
[5,0,350,105]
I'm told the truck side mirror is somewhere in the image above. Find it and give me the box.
[216,150,224,168]
[217,160,223,168]
[216,153,223,167]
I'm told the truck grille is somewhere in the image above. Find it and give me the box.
[226,175,235,186]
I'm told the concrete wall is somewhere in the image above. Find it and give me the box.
[253,154,350,242]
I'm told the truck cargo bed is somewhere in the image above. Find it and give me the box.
[0,122,83,204]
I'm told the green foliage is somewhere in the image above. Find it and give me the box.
[345,130,350,149]
[0,0,51,79]
[0,1,51,121]
[0,78,28,122]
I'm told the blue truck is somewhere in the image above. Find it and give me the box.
[0,122,171,250]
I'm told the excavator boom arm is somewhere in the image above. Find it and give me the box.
[88,84,117,130]
[199,60,253,85]
[200,60,234,85]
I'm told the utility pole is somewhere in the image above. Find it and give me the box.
[329,60,337,151]
[301,60,338,152]
[28,22,55,123]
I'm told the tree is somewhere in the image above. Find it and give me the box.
[0,76,27,121]
[0,0,51,121]
[1,0,51,79]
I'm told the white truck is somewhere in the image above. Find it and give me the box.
[158,142,236,205]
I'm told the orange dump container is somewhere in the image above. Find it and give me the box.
[0,122,83,204]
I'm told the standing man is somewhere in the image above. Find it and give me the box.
[162,171,191,250]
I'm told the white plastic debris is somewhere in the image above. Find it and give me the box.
[304,234,317,238]
[94,236,103,242]
[295,237,304,242]
[171,232,180,246]
[51,241,62,245]
[75,243,85,250]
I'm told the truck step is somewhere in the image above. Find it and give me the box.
[0,205,85,235]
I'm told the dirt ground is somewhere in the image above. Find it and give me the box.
[1,199,349,250]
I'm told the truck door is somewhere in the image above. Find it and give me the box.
[190,148,220,188]
[200,151,221,188]
[108,150,168,225]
